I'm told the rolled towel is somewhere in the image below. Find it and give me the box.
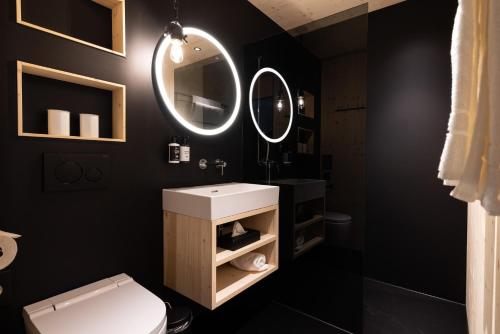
[230,252,269,272]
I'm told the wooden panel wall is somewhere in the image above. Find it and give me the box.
[320,51,366,250]
[467,202,500,334]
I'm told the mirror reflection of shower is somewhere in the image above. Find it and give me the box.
[250,62,293,183]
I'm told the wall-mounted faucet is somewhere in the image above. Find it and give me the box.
[199,158,228,176]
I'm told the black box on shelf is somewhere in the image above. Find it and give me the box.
[217,229,261,251]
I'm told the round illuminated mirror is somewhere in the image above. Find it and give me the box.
[249,68,293,143]
[153,27,241,136]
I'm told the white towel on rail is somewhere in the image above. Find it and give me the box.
[230,252,269,272]
[438,0,500,215]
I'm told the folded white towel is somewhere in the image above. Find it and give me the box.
[230,252,269,272]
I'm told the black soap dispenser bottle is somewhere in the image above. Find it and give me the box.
[169,136,180,164]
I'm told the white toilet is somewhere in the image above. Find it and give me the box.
[23,273,167,334]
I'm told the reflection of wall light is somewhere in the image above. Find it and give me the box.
[153,27,241,136]
[298,95,305,109]
[276,98,284,112]
[249,67,293,143]
[194,47,202,52]
[193,95,224,111]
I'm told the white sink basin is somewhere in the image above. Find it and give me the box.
[162,183,279,220]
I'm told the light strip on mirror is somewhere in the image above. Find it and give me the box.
[249,67,294,143]
[153,27,242,136]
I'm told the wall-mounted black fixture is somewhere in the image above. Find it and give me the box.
[44,153,110,192]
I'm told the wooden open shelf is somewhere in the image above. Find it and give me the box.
[294,214,324,231]
[16,0,126,56]
[164,204,279,310]
[297,127,314,154]
[216,264,277,307]
[17,61,126,142]
[216,233,276,266]
[294,236,324,259]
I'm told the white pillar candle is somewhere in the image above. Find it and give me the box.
[47,109,70,136]
[79,114,99,138]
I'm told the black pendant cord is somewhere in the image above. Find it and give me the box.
[173,0,180,22]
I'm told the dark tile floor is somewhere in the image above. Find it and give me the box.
[235,302,349,334]
[188,244,467,334]
[233,277,468,334]
[363,279,468,334]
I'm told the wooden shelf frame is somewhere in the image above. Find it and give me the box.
[17,61,126,142]
[294,214,324,231]
[216,263,277,307]
[164,204,279,310]
[294,236,324,259]
[216,233,276,267]
[16,0,126,56]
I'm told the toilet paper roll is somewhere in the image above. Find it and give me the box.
[0,236,18,270]
[0,230,21,239]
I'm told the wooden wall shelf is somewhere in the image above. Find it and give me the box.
[16,0,126,56]
[294,214,324,231]
[297,127,314,154]
[164,204,279,310]
[17,61,126,142]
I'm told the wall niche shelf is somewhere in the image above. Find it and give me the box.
[164,204,279,310]
[16,0,126,56]
[17,61,126,142]
[270,179,325,264]
[297,127,314,154]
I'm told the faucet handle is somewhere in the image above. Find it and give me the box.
[199,159,208,170]
[215,159,227,167]
[215,159,227,176]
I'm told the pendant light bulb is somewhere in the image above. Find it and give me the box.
[277,98,284,112]
[298,95,305,109]
[170,38,184,64]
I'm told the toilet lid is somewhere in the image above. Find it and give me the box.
[24,274,166,334]
[325,212,352,222]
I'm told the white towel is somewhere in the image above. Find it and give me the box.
[438,0,500,216]
[230,252,269,272]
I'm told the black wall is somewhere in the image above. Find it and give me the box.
[366,0,467,303]
[0,0,283,331]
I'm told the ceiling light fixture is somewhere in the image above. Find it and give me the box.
[164,0,187,64]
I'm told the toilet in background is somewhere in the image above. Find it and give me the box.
[23,273,167,334]
[325,211,352,247]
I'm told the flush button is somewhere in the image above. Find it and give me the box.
[85,167,103,182]
[44,153,110,192]
[55,161,83,184]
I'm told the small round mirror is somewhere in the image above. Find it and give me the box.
[249,68,293,143]
[153,27,241,136]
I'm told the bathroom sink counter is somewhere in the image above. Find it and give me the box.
[163,183,279,310]
[163,183,279,220]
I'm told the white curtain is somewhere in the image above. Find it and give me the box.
[439,0,500,216]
